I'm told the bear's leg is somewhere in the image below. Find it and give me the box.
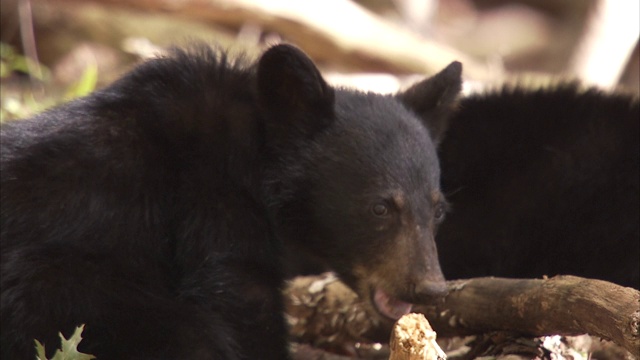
[1,253,241,360]
[177,255,291,360]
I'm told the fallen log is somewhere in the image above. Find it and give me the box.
[284,273,640,357]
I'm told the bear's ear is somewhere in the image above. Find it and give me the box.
[257,44,335,138]
[397,61,462,145]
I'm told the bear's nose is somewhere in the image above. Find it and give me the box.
[413,279,448,302]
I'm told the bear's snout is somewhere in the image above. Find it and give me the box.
[412,278,448,302]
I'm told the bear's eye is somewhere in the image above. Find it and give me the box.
[371,203,389,217]
[434,204,446,222]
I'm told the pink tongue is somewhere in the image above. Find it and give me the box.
[373,288,413,320]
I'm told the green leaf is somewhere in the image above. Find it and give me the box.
[0,42,50,80]
[35,339,47,360]
[64,64,98,100]
[34,325,96,360]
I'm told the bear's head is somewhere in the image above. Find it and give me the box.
[258,44,461,321]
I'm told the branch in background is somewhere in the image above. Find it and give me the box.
[43,0,495,80]
[18,0,44,81]
[568,0,640,89]
[284,273,640,357]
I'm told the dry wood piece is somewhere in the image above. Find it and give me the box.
[284,272,381,351]
[284,273,640,357]
[389,313,446,360]
[290,343,359,360]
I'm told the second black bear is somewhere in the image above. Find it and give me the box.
[436,84,639,289]
[0,44,462,359]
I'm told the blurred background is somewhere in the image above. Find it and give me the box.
[1,0,638,120]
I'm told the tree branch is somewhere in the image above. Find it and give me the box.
[284,273,640,357]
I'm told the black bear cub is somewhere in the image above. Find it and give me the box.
[436,85,639,289]
[1,44,462,359]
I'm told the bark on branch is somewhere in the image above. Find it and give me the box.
[284,273,640,357]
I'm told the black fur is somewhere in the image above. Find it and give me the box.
[436,84,639,288]
[1,44,462,359]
